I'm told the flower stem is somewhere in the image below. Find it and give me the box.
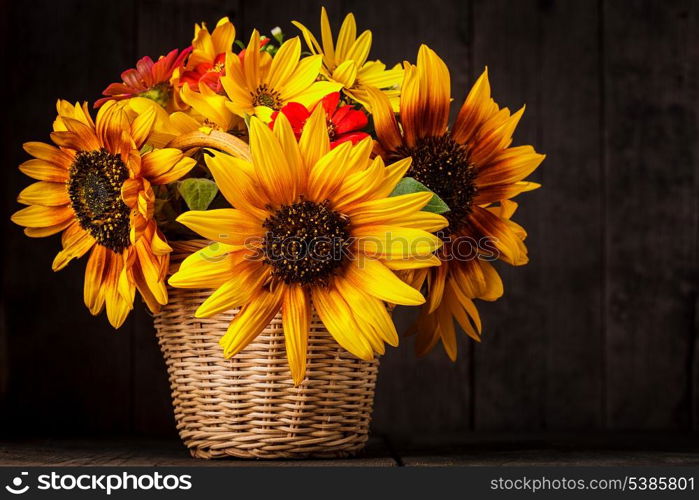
[167,130,251,161]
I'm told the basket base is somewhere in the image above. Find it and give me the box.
[187,444,365,460]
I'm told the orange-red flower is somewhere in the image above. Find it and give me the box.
[95,48,191,110]
[175,17,236,94]
[179,36,271,93]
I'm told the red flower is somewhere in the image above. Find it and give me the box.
[180,37,270,94]
[179,52,226,93]
[95,47,192,108]
[270,92,369,148]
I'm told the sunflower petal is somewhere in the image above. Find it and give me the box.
[335,278,398,347]
[104,253,132,328]
[346,256,426,305]
[291,19,323,58]
[19,159,69,182]
[445,278,482,336]
[142,148,196,185]
[136,239,168,305]
[84,245,107,315]
[299,105,330,169]
[169,243,241,289]
[372,156,413,199]
[312,285,373,360]
[130,107,156,149]
[335,13,357,62]
[52,225,95,271]
[291,80,343,109]
[354,225,442,258]
[306,140,351,202]
[451,67,496,145]
[282,284,310,385]
[267,36,302,90]
[319,6,336,65]
[280,54,324,98]
[436,303,458,361]
[195,260,265,317]
[345,30,372,67]
[426,262,447,313]
[470,206,528,266]
[11,205,73,228]
[272,112,305,189]
[249,117,296,205]
[204,151,270,220]
[24,218,73,238]
[383,254,442,270]
[176,209,263,245]
[331,60,358,88]
[347,191,433,227]
[17,181,69,207]
[219,286,283,358]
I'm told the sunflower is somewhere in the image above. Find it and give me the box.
[175,16,236,93]
[11,100,196,328]
[293,7,404,111]
[220,30,342,122]
[95,48,191,110]
[366,45,545,360]
[169,107,448,384]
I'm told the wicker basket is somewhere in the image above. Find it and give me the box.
[153,240,380,459]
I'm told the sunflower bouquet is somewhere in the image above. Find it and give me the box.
[11,7,543,458]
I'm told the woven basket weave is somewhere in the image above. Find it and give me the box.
[154,240,380,459]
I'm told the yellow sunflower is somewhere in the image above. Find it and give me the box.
[366,45,545,360]
[293,7,404,111]
[11,100,196,327]
[169,107,448,384]
[220,30,342,122]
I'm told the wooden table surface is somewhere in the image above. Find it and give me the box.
[2,433,698,467]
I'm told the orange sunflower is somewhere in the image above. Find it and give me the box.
[367,45,545,359]
[11,100,196,327]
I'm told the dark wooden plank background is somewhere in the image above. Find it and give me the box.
[0,0,697,438]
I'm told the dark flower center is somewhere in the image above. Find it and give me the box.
[68,149,131,253]
[396,134,477,236]
[262,199,351,286]
[251,83,283,110]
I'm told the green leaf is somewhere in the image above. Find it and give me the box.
[177,178,219,211]
[390,177,450,214]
